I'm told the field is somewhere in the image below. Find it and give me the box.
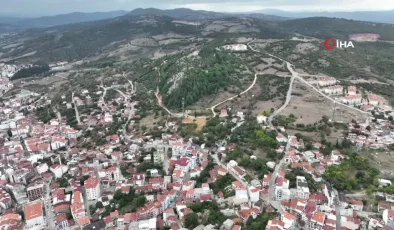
[182,117,207,131]
[281,79,368,124]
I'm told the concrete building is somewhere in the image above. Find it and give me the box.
[85,177,100,201]
[27,183,44,201]
[296,176,310,200]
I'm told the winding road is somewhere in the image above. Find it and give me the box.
[210,72,258,117]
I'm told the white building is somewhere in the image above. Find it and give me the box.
[85,177,100,201]
[50,164,69,178]
[318,77,336,87]
[322,85,343,95]
[342,94,362,105]
[383,210,394,229]
[222,44,248,51]
[248,186,260,203]
[296,176,310,200]
[368,94,384,106]
[347,86,357,95]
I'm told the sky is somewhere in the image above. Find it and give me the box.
[1,0,394,17]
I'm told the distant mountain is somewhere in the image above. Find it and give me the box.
[0,10,128,32]
[127,8,228,20]
[254,9,394,23]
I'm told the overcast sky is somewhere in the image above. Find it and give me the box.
[1,0,394,17]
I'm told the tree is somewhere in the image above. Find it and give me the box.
[96,201,104,209]
[184,213,199,229]
[7,129,12,137]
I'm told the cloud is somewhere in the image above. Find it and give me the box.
[0,0,393,16]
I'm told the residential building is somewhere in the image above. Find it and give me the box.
[85,177,101,200]
[25,201,45,227]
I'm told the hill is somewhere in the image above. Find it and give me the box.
[3,10,394,63]
[127,8,227,20]
[277,17,394,40]
[0,10,128,33]
[255,9,394,23]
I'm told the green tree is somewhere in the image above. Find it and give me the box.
[184,213,199,229]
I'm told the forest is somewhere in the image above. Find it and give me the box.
[11,65,50,80]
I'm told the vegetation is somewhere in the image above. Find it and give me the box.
[11,64,50,80]
[323,152,379,191]
[162,46,241,108]
[244,212,273,230]
[201,117,234,147]
[209,174,236,198]
[184,213,199,229]
[189,201,226,226]
[285,168,321,193]
[109,189,147,215]
[36,106,56,123]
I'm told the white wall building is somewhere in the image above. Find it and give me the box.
[85,177,100,201]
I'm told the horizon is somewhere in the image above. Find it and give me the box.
[1,0,394,17]
[1,7,394,18]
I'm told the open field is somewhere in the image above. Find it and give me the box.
[183,117,207,131]
[281,79,368,124]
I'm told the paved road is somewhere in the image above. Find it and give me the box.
[210,72,258,117]
[44,183,55,229]
[247,40,369,120]
[71,92,81,125]
[212,153,251,207]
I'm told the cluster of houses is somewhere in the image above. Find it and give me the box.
[310,76,388,110]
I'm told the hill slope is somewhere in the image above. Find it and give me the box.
[277,17,394,40]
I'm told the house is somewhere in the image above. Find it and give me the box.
[351,200,363,211]
[281,211,296,230]
[296,176,310,200]
[318,77,336,87]
[347,86,357,95]
[342,94,362,105]
[368,94,384,106]
[383,210,394,229]
[322,85,343,95]
[55,213,69,229]
[276,133,288,143]
[132,173,145,187]
[50,164,69,178]
[308,212,326,230]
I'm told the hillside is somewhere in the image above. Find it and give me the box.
[2,10,394,64]
[0,11,128,32]
[277,17,394,40]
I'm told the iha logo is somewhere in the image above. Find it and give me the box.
[324,38,354,50]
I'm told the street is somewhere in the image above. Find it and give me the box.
[44,183,55,229]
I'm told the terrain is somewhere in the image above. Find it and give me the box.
[2,8,394,126]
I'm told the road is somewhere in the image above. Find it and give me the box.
[44,183,55,229]
[247,40,369,121]
[268,63,296,127]
[154,68,183,118]
[210,72,258,117]
[71,92,81,125]
[212,152,251,207]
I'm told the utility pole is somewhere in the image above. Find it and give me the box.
[331,101,337,122]
[182,97,185,118]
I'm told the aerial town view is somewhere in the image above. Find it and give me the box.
[1,0,394,230]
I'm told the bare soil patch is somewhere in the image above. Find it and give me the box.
[183,117,207,132]
[281,79,368,124]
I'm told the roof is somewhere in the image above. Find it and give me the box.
[25,201,43,221]
[78,216,91,226]
[312,212,326,225]
[84,177,99,189]
[82,220,106,230]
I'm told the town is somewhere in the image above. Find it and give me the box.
[0,64,394,230]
